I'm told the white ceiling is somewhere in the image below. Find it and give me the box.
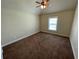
[2,0,77,14]
[36,0,77,14]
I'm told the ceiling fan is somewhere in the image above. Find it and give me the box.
[35,0,49,9]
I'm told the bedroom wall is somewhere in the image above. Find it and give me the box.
[1,0,40,46]
[70,6,78,59]
[40,10,74,37]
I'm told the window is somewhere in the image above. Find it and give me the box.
[48,17,58,31]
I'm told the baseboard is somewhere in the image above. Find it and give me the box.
[2,31,40,47]
[40,31,69,38]
[70,41,77,59]
[2,31,69,47]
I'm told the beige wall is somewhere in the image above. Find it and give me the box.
[40,10,74,37]
[1,0,40,46]
[70,6,78,59]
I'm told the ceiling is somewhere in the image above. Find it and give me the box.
[35,0,77,14]
[2,0,77,14]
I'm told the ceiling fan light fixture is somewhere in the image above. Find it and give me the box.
[41,5,46,9]
[36,0,49,9]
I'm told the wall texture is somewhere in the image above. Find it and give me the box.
[40,10,74,37]
[70,6,78,59]
[1,0,39,46]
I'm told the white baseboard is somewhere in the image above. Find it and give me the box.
[40,31,69,38]
[70,41,77,59]
[2,32,39,47]
[2,31,69,47]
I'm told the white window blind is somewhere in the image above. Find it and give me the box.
[48,17,58,31]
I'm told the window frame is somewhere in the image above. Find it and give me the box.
[48,16,58,32]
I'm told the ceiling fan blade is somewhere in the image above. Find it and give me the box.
[42,0,44,2]
[36,5,41,8]
[44,0,49,2]
[36,1,41,4]
[47,0,49,2]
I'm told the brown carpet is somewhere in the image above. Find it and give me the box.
[3,32,74,59]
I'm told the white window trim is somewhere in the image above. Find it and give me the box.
[48,16,58,32]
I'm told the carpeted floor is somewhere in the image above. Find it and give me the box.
[3,32,74,59]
